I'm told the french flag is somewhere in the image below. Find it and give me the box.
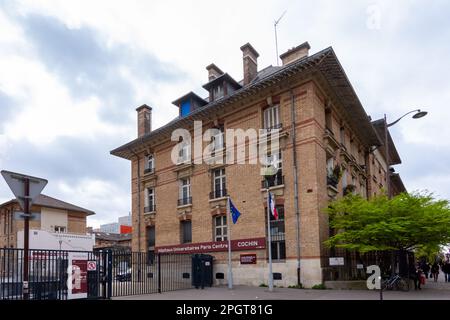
[269,192,279,220]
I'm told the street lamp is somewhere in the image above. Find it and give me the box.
[384,109,428,198]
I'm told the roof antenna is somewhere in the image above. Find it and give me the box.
[274,10,287,66]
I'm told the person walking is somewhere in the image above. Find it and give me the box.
[431,262,440,282]
[442,261,450,283]
[410,263,421,290]
[421,261,430,279]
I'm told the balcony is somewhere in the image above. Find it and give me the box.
[144,167,154,175]
[261,174,284,189]
[177,197,192,206]
[144,205,156,213]
[327,175,339,189]
[265,123,283,131]
[210,189,228,200]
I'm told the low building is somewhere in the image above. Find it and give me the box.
[93,231,132,250]
[0,194,95,250]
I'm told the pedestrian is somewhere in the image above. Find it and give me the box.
[409,263,421,290]
[421,261,430,279]
[442,261,450,283]
[431,262,440,282]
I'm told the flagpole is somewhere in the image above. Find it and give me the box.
[227,196,233,290]
[266,189,274,292]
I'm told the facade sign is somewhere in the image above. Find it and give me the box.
[240,254,257,264]
[156,237,265,254]
[329,257,345,266]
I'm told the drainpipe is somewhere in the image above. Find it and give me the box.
[128,147,141,252]
[290,89,301,285]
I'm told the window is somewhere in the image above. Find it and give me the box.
[178,143,191,164]
[214,216,227,242]
[54,226,66,233]
[212,168,226,198]
[211,128,224,153]
[263,105,280,129]
[325,109,333,133]
[213,85,224,100]
[145,154,154,174]
[340,127,345,146]
[267,206,286,261]
[181,100,191,117]
[342,169,348,189]
[263,151,283,188]
[145,188,155,212]
[147,226,155,249]
[180,221,192,244]
[178,178,191,205]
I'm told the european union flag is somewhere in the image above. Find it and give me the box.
[228,198,241,224]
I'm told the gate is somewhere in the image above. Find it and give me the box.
[109,251,193,297]
[1,248,207,299]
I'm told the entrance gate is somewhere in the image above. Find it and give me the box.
[0,248,202,299]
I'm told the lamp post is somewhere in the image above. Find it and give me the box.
[384,109,427,198]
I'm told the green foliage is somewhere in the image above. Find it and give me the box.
[311,283,327,290]
[259,283,268,287]
[288,284,303,289]
[325,191,450,253]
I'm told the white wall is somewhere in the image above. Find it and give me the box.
[17,229,95,251]
[40,207,68,233]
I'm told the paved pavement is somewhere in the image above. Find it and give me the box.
[115,275,450,300]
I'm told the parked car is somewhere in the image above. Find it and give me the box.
[115,268,131,282]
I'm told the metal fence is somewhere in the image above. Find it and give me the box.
[1,248,196,300]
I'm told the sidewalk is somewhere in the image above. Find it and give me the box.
[114,282,450,300]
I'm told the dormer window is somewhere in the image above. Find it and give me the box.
[203,73,242,103]
[172,92,207,118]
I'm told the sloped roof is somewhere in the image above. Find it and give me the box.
[0,194,95,215]
[111,46,381,159]
[94,232,132,241]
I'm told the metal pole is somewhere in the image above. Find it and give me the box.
[384,114,391,199]
[274,24,279,66]
[23,178,30,300]
[227,196,233,290]
[266,189,274,292]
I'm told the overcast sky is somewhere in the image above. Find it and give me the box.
[0,0,449,228]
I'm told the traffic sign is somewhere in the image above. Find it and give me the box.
[1,170,48,211]
[87,261,97,271]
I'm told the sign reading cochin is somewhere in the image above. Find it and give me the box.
[155,237,266,254]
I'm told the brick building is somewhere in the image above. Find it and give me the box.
[0,194,94,249]
[92,231,132,250]
[111,42,406,287]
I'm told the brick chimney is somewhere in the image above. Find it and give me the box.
[240,43,259,86]
[206,63,224,82]
[280,42,310,66]
[136,104,152,137]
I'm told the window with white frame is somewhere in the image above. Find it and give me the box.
[178,143,191,164]
[211,129,224,153]
[145,154,154,173]
[263,105,280,130]
[342,169,348,189]
[213,168,226,198]
[180,221,192,244]
[145,188,155,212]
[214,216,227,242]
[179,178,191,205]
[54,226,66,233]
[213,85,224,100]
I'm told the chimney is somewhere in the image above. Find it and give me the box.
[240,43,259,86]
[280,42,311,66]
[206,63,224,82]
[136,104,152,137]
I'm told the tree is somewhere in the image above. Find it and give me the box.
[325,191,450,253]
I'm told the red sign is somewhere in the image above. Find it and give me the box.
[71,260,87,294]
[240,254,257,264]
[87,261,97,271]
[120,225,132,234]
[155,237,266,254]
